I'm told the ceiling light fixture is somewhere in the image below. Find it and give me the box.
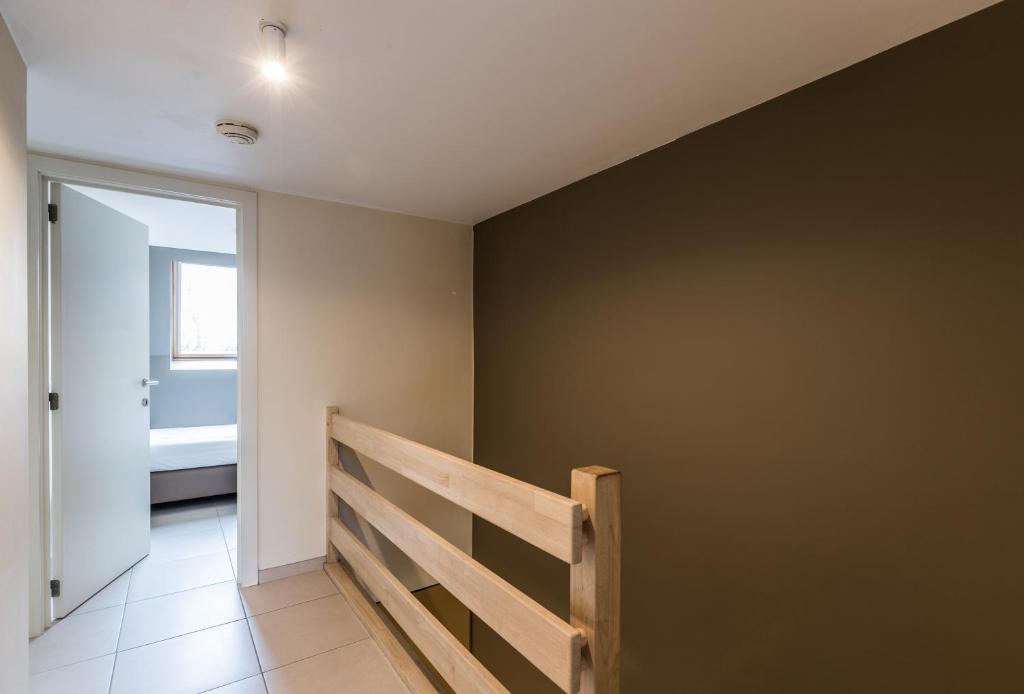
[258,19,288,81]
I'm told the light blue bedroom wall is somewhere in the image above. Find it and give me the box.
[149,246,237,428]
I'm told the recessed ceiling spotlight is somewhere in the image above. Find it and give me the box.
[258,19,288,81]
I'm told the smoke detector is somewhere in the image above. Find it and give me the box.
[216,121,259,145]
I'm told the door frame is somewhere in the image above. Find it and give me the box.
[27,154,260,635]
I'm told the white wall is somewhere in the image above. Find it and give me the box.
[0,12,28,693]
[258,192,473,588]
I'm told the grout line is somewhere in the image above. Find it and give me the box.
[116,615,248,655]
[196,670,265,694]
[243,586,341,620]
[30,648,119,677]
[106,646,118,693]
[241,590,265,682]
[68,567,133,617]
[215,504,264,689]
[28,506,228,688]
[112,600,128,651]
[148,515,218,532]
[256,636,373,675]
[215,506,238,582]
[150,523,224,539]
[138,546,231,571]
[126,549,233,604]
[121,578,238,611]
[40,503,234,693]
[149,523,226,539]
[125,571,235,605]
[62,597,124,621]
[107,530,146,694]
[135,555,232,574]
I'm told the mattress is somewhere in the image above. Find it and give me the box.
[150,424,238,473]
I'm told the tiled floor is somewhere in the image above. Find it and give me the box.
[29,497,409,694]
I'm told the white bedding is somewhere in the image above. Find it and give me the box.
[150,424,237,472]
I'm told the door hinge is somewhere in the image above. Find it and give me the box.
[48,392,59,411]
[48,203,58,223]
[50,579,61,598]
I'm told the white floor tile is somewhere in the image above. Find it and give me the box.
[204,674,268,693]
[29,654,115,694]
[220,514,238,549]
[151,515,223,538]
[248,594,367,671]
[119,580,245,650]
[151,503,219,527]
[110,621,260,694]
[240,571,338,617]
[229,549,239,578]
[128,551,233,602]
[29,605,122,674]
[72,570,131,615]
[262,639,407,694]
[145,528,230,565]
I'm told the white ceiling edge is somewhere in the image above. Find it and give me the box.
[7,0,1002,225]
[39,148,465,228]
[69,184,237,254]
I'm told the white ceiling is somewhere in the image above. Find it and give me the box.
[69,185,236,254]
[2,0,998,224]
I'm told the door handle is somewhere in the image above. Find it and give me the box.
[141,378,160,387]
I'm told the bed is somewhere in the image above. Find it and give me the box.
[150,424,237,504]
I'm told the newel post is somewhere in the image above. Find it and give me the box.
[326,406,341,563]
[570,466,621,694]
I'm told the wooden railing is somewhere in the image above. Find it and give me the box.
[324,407,621,694]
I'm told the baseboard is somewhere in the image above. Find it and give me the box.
[258,555,327,583]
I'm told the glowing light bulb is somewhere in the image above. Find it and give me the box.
[258,20,288,82]
[262,61,287,81]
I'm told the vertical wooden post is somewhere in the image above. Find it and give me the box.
[326,406,341,563]
[570,466,621,694]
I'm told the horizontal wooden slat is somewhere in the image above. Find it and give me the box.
[330,466,583,693]
[323,561,437,694]
[331,413,584,563]
[328,524,509,694]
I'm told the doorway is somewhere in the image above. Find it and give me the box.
[27,155,259,636]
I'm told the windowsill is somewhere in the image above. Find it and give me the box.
[170,359,238,371]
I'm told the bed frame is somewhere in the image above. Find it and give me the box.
[150,464,237,505]
[324,406,622,693]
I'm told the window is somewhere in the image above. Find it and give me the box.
[172,262,237,360]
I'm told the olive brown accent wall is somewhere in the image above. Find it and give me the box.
[471,2,1023,692]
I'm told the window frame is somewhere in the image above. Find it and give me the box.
[171,260,239,361]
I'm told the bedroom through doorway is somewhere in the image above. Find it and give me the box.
[44,181,241,620]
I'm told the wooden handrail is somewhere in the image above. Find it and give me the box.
[570,467,622,694]
[329,523,508,693]
[330,412,585,563]
[325,408,621,694]
[330,467,582,692]
[323,561,438,693]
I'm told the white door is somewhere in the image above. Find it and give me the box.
[50,183,151,618]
